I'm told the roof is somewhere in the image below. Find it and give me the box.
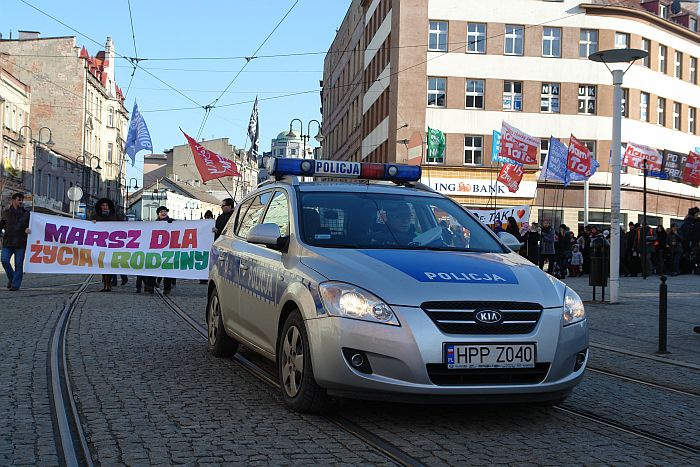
[127,177,223,208]
[276,130,299,140]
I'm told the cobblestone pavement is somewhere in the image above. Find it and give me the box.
[2,273,699,465]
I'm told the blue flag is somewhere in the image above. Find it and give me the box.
[125,101,153,166]
[539,136,600,186]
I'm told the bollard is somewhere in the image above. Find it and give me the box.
[657,275,668,354]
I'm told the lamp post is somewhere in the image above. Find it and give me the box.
[589,48,647,304]
[76,154,102,203]
[124,177,138,218]
[18,126,55,211]
[287,119,324,160]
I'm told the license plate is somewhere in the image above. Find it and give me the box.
[445,344,536,369]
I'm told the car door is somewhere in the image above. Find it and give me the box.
[237,189,290,356]
[231,190,275,353]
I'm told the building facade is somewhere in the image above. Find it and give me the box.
[322,0,700,229]
[0,66,31,209]
[126,177,221,222]
[270,130,316,159]
[0,33,129,215]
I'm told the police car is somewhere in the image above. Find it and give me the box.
[207,158,588,413]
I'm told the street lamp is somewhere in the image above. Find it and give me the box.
[124,177,138,217]
[287,118,324,160]
[589,48,647,304]
[18,126,55,211]
[76,154,102,201]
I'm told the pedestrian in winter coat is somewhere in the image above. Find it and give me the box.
[91,198,123,291]
[679,207,700,274]
[0,193,31,290]
[214,198,235,240]
[153,206,175,295]
[666,223,684,276]
[539,220,556,274]
[505,216,522,242]
[524,223,540,265]
[492,219,505,234]
[655,225,667,275]
[569,245,583,277]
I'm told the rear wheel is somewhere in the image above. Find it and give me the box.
[278,311,331,413]
[207,288,238,357]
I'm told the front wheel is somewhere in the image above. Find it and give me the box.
[278,311,331,413]
[207,288,238,357]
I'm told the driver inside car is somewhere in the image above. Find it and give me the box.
[375,202,416,245]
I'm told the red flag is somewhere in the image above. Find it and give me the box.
[498,121,539,165]
[180,128,241,182]
[497,163,525,193]
[567,134,592,177]
[682,151,700,187]
[622,142,662,171]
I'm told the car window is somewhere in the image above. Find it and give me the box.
[262,191,290,236]
[232,198,254,237]
[299,192,504,252]
[236,191,273,238]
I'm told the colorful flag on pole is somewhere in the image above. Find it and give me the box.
[622,142,662,171]
[567,134,593,177]
[180,128,241,182]
[247,97,259,164]
[491,130,521,165]
[125,101,153,166]
[426,127,445,163]
[539,136,600,186]
[682,151,700,187]
[498,121,539,165]
[497,163,525,193]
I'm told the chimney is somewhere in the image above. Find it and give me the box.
[104,37,116,96]
[18,30,40,40]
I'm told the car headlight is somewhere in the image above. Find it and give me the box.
[319,282,400,326]
[563,287,586,326]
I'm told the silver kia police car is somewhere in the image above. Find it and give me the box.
[207,158,588,413]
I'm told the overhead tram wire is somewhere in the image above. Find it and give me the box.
[123,0,139,97]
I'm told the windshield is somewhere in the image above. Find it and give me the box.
[299,192,505,252]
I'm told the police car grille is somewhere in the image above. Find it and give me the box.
[426,363,550,385]
[421,301,542,335]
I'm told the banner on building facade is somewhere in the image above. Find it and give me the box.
[468,205,530,226]
[25,213,214,279]
[421,177,537,198]
[497,121,539,165]
[683,151,700,187]
[661,150,688,183]
[181,128,241,182]
[497,163,525,193]
[622,142,663,171]
[426,127,446,163]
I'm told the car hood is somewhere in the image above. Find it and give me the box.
[300,247,566,308]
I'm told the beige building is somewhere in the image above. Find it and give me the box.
[0,32,129,213]
[0,66,31,208]
[323,0,700,229]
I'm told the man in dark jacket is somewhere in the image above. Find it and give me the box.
[153,206,175,295]
[679,207,700,275]
[214,198,235,240]
[91,198,122,291]
[1,193,31,291]
[538,220,556,274]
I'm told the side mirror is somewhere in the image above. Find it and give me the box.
[498,231,522,252]
[247,223,286,250]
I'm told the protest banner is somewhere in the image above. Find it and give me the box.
[682,151,700,187]
[468,205,530,226]
[661,150,688,183]
[622,142,663,171]
[491,130,520,164]
[497,163,525,193]
[181,128,241,182]
[539,137,600,186]
[25,213,214,279]
[567,134,592,177]
[497,122,539,165]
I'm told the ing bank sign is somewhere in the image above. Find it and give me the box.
[421,177,537,198]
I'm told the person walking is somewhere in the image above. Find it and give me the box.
[539,220,556,274]
[153,206,175,295]
[654,225,667,275]
[505,216,522,242]
[200,209,216,284]
[0,193,31,291]
[492,219,505,234]
[214,198,235,240]
[679,207,700,275]
[666,223,683,276]
[569,244,583,277]
[524,222,540,265]
[91,197,122,292]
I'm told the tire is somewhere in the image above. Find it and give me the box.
[207,288,238,357]
[278,311,331,413]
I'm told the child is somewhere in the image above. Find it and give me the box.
[569,244,583,277]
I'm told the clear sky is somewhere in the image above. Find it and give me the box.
[1,0,349,183]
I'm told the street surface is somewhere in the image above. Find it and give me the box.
[1,273,699,465]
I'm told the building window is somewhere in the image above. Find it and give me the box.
[621,88,629,117]
[614,32,629,49]
[108,107,114,127]
[465,79,484,109]
[427,77,446,107]
[428,21,448,52]
[690,57,697,84]
[641,39,651,67]
[659,3,667,18]
[540,139,549,166]
[540,83,560,113]
[289,148,297,155]
[675,51,683,79]
[579,29,598,58]
[504,25,524,55]
[581,140,596,160]
[577,84,596,115]
[46,174,51,198]
[659,45,667,73]
[673,102,681,130]
[467,23,486,54]
[640,92,650,121]
[691,17,698,32]
[542,27,561,57]
[107,143,113,163]
[464,136,483,165]
[657,97,666,126]
[690,107,697,134]
[503,81,523,111]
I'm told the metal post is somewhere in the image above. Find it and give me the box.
[31,143,37,212]
[583,180,590,226]
[642,159,648,279]
[657,275,668,353]
[609,69,624,303]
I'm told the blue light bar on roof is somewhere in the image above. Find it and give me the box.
[266,158,421,182]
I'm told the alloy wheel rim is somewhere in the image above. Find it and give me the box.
[208,294,220,345]
[282,325,304,397]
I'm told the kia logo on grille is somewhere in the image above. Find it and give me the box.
[474,310,502,324]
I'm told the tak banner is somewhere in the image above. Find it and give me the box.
[497,163,525,193]
[623,142,663,171]
[25,213,214,279]
[498,121,539,165]
[469,205,530,226]
[181,128,241,182]
[682,151,700,187]
[661,150,688,183]
[567,134,592,177]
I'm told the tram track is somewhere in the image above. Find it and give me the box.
[47,274,94,467]
[157,289,425,467]
[587,366,700,397]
